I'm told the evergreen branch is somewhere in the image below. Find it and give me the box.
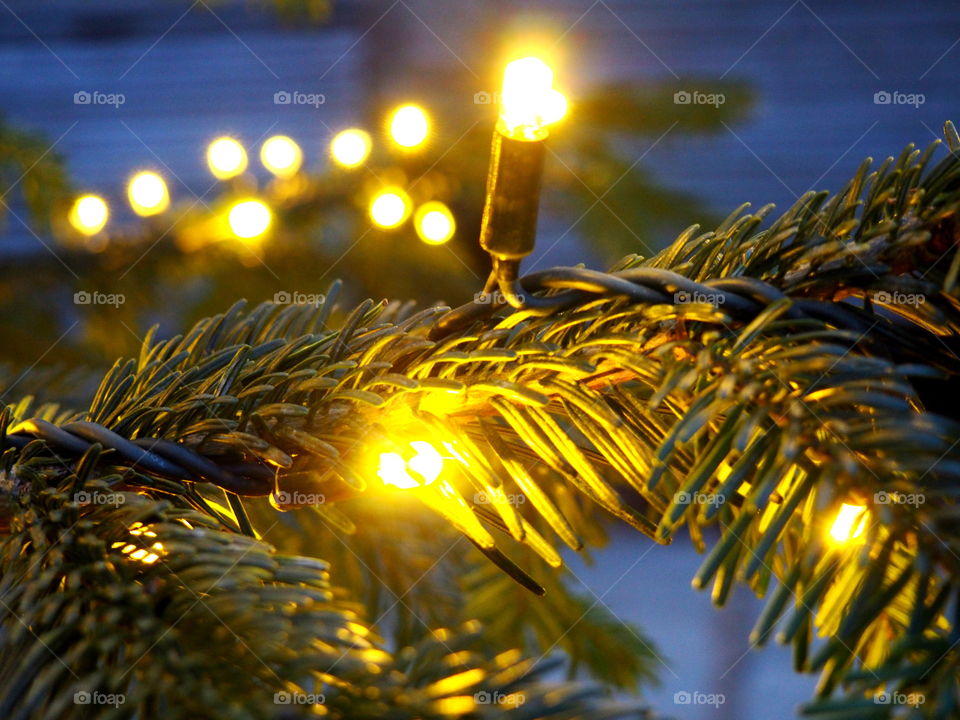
[4,125,960,716]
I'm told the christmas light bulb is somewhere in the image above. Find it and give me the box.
[127,171,170,216]
[330,128,372,168]
[377,441,444,488]
[228,199,272,239]
[68,194,109,235]
[829,503,867,544]
[206,137,248,180]
[378,452,419,489]
[414,201,456,245]
[388,104,429,149]
[498,57,567,141]
[260,135,303,178]
[369,188,411,229]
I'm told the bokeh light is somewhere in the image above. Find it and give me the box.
[414,201,456,245]
[228,199,272,240]
[260,135,303,178]
[388,104,429,149]
[206,137,248,180]
[68,194,109,235]
[330,128,372,168]
[369,188,412,229]
[127,171,170,217]
[829,503,868,544]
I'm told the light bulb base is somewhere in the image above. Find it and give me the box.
[479,130,545,261]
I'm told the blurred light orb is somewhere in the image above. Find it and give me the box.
[330,128,372,168]
[68,194,109,235]
[388,104,429,148]
[829,503,867,544]
[499,56,567,141]
[228,199,272,239]
[369,188,411,229]
[260,135,303,178]
[414,201,455,245]
[127,171,170,217]
[207,137,248,180]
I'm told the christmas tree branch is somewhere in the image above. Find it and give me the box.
[4,124,960,716]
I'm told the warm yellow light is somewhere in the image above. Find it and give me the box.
[68,194,109,235]
[260,135,303,178]
[330,128,372,168]
[389,104,429,148]
[408,441,444,484]
[498,56,567,141]
[206,137,248,179]
[377,441,444,489]
[127,171,170,216]
[829,503,868,544]
[228,199,272,239]
[414,201,456,245]
[369,188,411,229]
[378,452,419,489]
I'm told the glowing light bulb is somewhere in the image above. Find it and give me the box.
[498,57,567,141]
[68,194,109,235]
[414,201,456,245]
[206,137,248,180]
[829,503,868,544]
[389,104,429,149]
[408,441,444,484]
[377,441,444,489]
[369,188,411,229]
[228,199,272,240]
[127,171,170,217]
[330,128,372,168]
[378,452,419,489]
[260,135,303,178]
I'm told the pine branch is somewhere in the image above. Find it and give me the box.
[4,124,960,716]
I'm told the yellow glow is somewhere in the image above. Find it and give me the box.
[378,441,445,489]
[228,199,272,239]
[389,104,429,148]
[829,503,868,544]
[206,137,248,179]
[414,201,456,245]
[68,194,108,235]
[378,452,419,489]
[369,188,412,229]
[260,135,303,178]
[330,128,372,168]
[498,56,567,141]
[127,171,170,217]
